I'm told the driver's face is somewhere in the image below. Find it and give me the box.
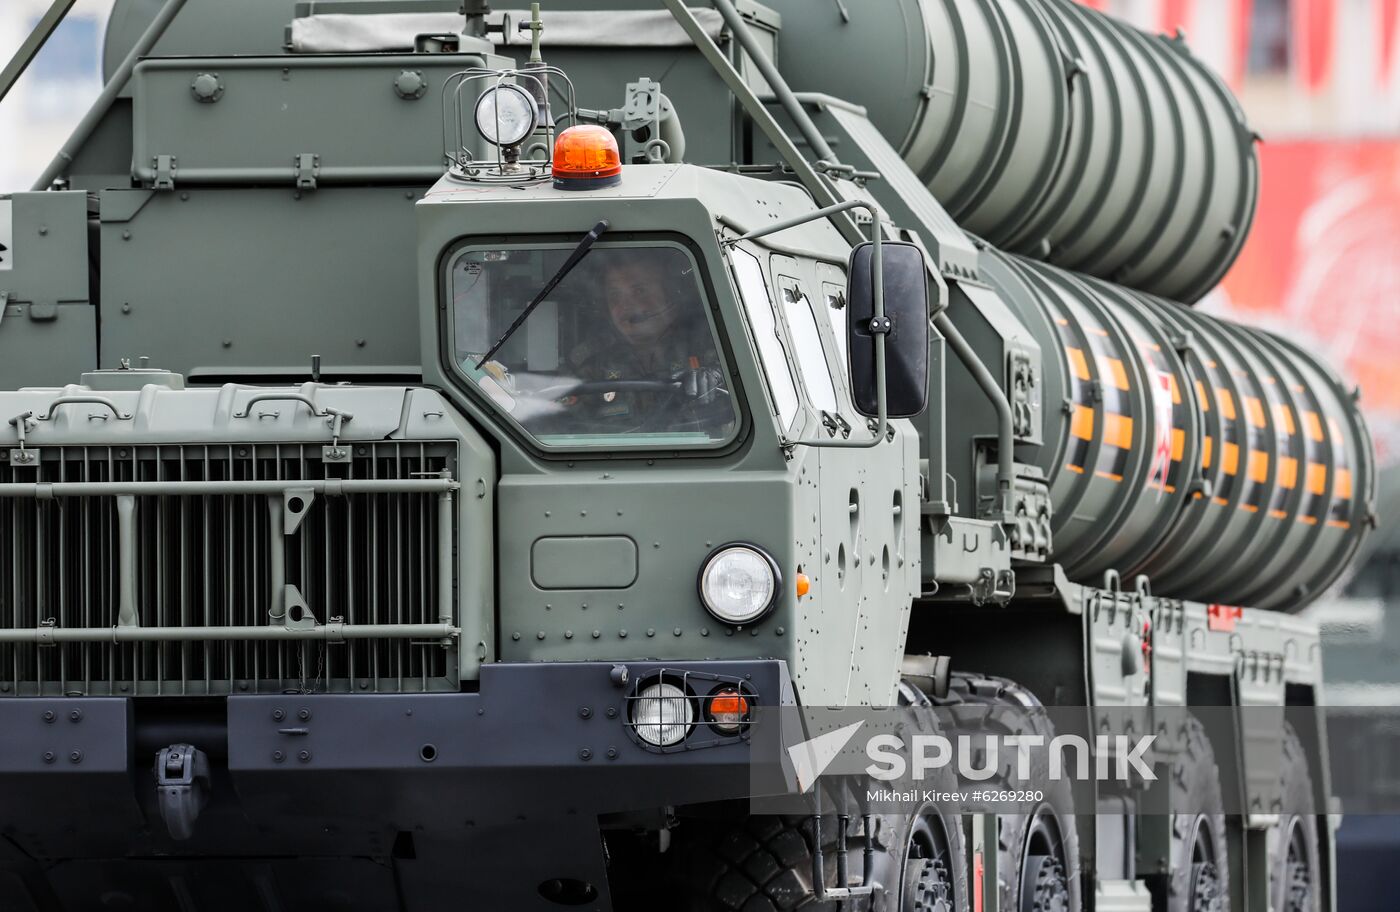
[603,259,681,348]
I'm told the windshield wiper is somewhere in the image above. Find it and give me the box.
[474,219,611,369]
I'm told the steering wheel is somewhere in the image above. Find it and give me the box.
[533,377,732,436]
[535,379,681,399]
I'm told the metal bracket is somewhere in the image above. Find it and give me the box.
[322,444,352,464]
[1169,330,1194,357]
[154,743,210,840]
[868,316,892,334]
[153,154,177,191]
[295,153,320,191]
[282,487,315,536]
[279,584,318,630]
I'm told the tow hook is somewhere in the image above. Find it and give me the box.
[154,743,211,840]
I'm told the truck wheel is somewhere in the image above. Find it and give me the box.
[1271,724,1320,912]
[889,679,970,912]
[650,808,966,912]
[1149,715,1229,912]
[936,673,1083,912]
[632,682,967,912]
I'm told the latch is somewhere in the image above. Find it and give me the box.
[818,411,852,439]
[322,409,350,463]
[8,410,36,467]
[153,154,177,191]
[154,743,211,840]
[295,153,320,191]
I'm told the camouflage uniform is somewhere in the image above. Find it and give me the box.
[564,316,728,430]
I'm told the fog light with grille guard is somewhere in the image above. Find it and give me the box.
[475,84,538,148]
[630,681,693,747]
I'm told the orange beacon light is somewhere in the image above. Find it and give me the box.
[552,125,623,190]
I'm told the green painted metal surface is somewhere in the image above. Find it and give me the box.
[530,536,640,590]
[761,0,1259,304]
[977,250,1375,610]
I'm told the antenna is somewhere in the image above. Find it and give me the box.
[526,3,544,63]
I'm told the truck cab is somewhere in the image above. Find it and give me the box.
[414,159,922,706]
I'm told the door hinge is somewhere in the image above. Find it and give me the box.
[153,154,177,191]
[295,153,320,191]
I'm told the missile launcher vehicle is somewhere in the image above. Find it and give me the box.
[0,0,1375,909]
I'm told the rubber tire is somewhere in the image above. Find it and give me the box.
[1149,715,1230,912]
[624,681,968,912]
[934,673,1083,912]
[651,807,968,912]
[658,814,837,912]
[1270,723,1321,912]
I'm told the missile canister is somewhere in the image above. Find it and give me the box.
[976,251,1375,610]
[763,0,1259,304]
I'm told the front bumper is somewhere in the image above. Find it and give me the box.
[0,660,797,842]
[0,660,801,910]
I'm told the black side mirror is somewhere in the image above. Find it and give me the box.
[846,241,930,418]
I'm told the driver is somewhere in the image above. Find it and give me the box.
[563,250,729,431]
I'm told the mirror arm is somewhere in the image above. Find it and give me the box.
[934,312,1015,522]
[723,200,889,449]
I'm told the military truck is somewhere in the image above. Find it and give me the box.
[0,0,1375,910]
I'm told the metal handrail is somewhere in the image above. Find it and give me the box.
[34,396,132,421]
[232,392,352,421]
[1,623,460,644]
[0,477,456,499]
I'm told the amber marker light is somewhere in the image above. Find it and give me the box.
[706,688,751,735]
[552,125,623,191]
[795,572,811,598]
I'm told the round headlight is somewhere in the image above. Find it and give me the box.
[631,681,693,747]
[475,84,538,147]
[698,544,780,625]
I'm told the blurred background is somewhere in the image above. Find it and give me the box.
[3,0,1399,906]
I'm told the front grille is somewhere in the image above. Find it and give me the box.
[0,442,459,696]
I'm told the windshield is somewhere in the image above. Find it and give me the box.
[450,242,739,448]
